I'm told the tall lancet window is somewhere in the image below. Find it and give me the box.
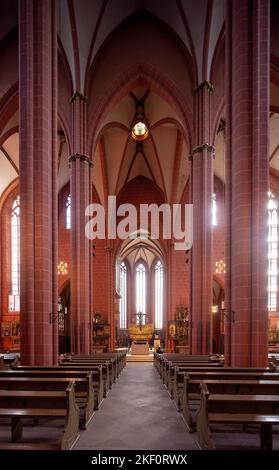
[212,193,217,226]
[136,263,146,324]
[155,260,163,329]
[120,262,127,329]
[66,194,71,229]
[10,196,20,310]
[268,192,278,311]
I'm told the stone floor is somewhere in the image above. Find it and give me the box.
[74,363,197,450]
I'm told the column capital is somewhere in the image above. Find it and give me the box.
[194,80,213,94]
[69,153,93,167]
[192,144,215,156]
[70,91,88,103]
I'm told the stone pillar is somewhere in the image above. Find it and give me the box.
[106,246,115,351]
[70,92,92,354]
[190,81,214,355]
[19,0,58,365]
[165,241,173,352]
[225,0,269,367]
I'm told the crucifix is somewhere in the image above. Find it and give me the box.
[135,311,148,331]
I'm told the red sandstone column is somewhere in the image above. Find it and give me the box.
[191,82,214,355]
[70,93,92,354]
[19,0,58,365]
[106,246,115,351]
[165,241,173,352]
[225,0,269,367]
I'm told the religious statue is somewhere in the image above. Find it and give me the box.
[135,311,148,331]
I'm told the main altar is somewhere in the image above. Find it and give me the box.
[128,319,153,355]
[130,341,150,355]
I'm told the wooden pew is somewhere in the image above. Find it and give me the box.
[158,355,223,385]
[12,363,107,398]
[11,357,110,395]
[69,352,127,376]
[172,366,272,406]
[0,369,104,410]
[166,361,224,394]
[153,353,222,379]
[55,362,111,395]
[181,376,279,432]
[11,360,110,398]
[0,382,80,450]
[70,352,127,371]
[0,374,94,430]
[63,355,118,374]
[196,382,279,450]
[60,358,116,388]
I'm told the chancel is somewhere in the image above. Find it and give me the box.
[0,0,279,455]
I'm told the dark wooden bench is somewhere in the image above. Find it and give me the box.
[0,369,103,410]
[68,352,127,376]
[159,356,223,385]
[153,353,223,378]
[181,376,279,431]
[59,358,115,389]
[166,362,225,394]
[172,366,272,405]
[196,383,279,450]
[0,382,80,450]
[11,359,109,396]
[0,374,94,430]
[62,357,118,383]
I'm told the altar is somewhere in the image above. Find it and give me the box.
[128,320,153,355]
[131,341,149,355]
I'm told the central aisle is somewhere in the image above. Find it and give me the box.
[75,363,197,450]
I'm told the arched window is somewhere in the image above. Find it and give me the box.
[136,263,146,324]
[212,193,217,226]
[268,192,277,311]
[66,194,71,229]
[120,262,127,329]
[155,260,163,329]
[10,196,20,310]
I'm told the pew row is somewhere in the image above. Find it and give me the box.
[153,352,223,378]
[180,373,279,431]
[0,369,103,410]
[196,382,279,450]
[173,367,273,407]
[0,382,80,450]
[0,374,94,430]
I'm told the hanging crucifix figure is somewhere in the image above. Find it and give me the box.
[135,311,147,331]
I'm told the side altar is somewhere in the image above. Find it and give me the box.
[128,323,153,355]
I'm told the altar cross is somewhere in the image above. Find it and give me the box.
[135,311,147,331]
